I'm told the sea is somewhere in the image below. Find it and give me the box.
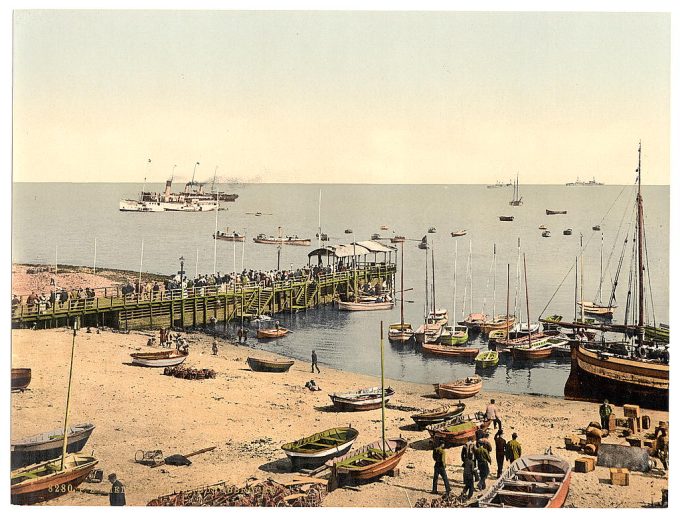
[12,183,670,398]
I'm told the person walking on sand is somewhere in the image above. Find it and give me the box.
[599,399,613,430]
[237,328,243,343]
[494,429,507,478]
[311,350,320,373]
[506,432,522,463]
[485,398,501,429]
[431,439,451,496]
[108,473,126,506]
[656,428,668,471]
[474,439,492,490]
[461,447,476,500]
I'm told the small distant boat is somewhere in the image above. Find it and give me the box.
[428,227,437,233]
[388,322,415,343]
[344,229,353,234]
[315,232,329,241]
[390,235,406,243]
[213,230,245,242]
[246,357,294,373]
[410,402,466,430]
[130,350,188,367]
[438,324,469,345]
[426,413,490,446]
[509,174,523,206]
[450,230,467,237]
[475,350,499,368]
[337,299,394,311]
[417,241,428,250]
[539,224,548,230]
[11,454,98,505]
[329,387,395,412]
[563,229,572,236]
[253,234,311,246]
[592,224,601,231]
[328,438,407,482]
[11,368,32,391]
[256,327,290,339]
[434,375,482,399]
[499,216,514,222]
[380,225,389,231]
[477,453,572,508]
[542,230,551,237]
[281,427,359,469]
[370,233,382,240]
[423,341,479,357]
[11,423,95,470]
[546,209,567,215]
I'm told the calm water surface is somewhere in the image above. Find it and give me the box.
[12,183,669,397]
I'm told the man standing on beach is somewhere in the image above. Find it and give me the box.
[485,399,501,429]
[494,429,507,478]
[461,447,476,500]
[431,439,451,496]
[311,350,320,373]
[474,440,491,490]
[599,399,612,430]
[108,473,126,506]
[506,433,522,463]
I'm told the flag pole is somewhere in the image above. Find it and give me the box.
[380,321,386,457]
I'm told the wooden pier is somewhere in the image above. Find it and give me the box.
[11,264,396,330]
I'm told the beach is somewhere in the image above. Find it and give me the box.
[11,327,668,507]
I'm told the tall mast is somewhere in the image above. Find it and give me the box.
[523,254,532,345]
[505,263,510,341]
[424,246,429,321]
[452,241,458,329]
[431,246,436,313]
[60,319,79,470]
[580,234,584,323]
[318,189,322,249]
[400,242,404,326]
[492,243,497,319]
[636,141,645,332]
[598,231,604,304]
[380,321,386,456]
[212,166,218,193]
[574,256,578,321]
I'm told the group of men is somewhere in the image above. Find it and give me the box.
[432,399,522,500]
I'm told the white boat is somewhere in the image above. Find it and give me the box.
[120,178,219,212]
[130,350,188,367]
[337,299,394,311]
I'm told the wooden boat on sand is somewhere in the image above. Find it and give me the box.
[130,350,188,367]
[328,438,407,482]
[247,357,294,373]
[281,427,359,469]
[477,453,572,508]
[11,423,95,470]
[475,350,499,368]
[12,368,32,391]
[411,402,465,430]
[11,454,98,505]
[256,327,290,339]
[330,387,395,411]
[434,375,482,399]
[426,412,490,446]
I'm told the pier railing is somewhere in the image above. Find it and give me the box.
[11,263,396,328]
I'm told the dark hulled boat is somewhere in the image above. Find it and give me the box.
[426,412,490,446]
[329,387,395,411]
[12,368,32,391]
[411,402,465,430]
[247,357,294,373]
[11,423,95,470]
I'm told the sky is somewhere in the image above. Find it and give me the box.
[11,8,673,184]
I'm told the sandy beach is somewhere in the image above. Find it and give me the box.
[10,327,668,508]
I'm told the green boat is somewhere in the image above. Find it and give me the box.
[645,324,669,344]
[438,325,469,345]
[475,350,499,368]
[281,427,359,469]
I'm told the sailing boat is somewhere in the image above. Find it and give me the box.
[460,239,487,331]
[11,320,98,505]
[414,241,445,343]
[480,244,516,335]
[543,143,668,408]
[329,322,408,486]
[509,173,523,206]
[432,242,470,349]
[577,231,617,318]
[388,242,415,342]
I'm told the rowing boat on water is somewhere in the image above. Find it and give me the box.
[130,350,188,367]
[281,427,359,469]
[256,327,290,339]
[388,322,415,342]
[475,350,499,368]
[426,413,490,446]
[328,438,407,482]
[480,315,516,335]
[246,357,295,373]
[434,375,482,399]
[422,341,479,357]
[11,423,95,470]
[337,300,394,311]
[12,368,32,391]
[11,454,98,505]
[329,387,395,411]
[477,453,572,508]
[410,402,466,430]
